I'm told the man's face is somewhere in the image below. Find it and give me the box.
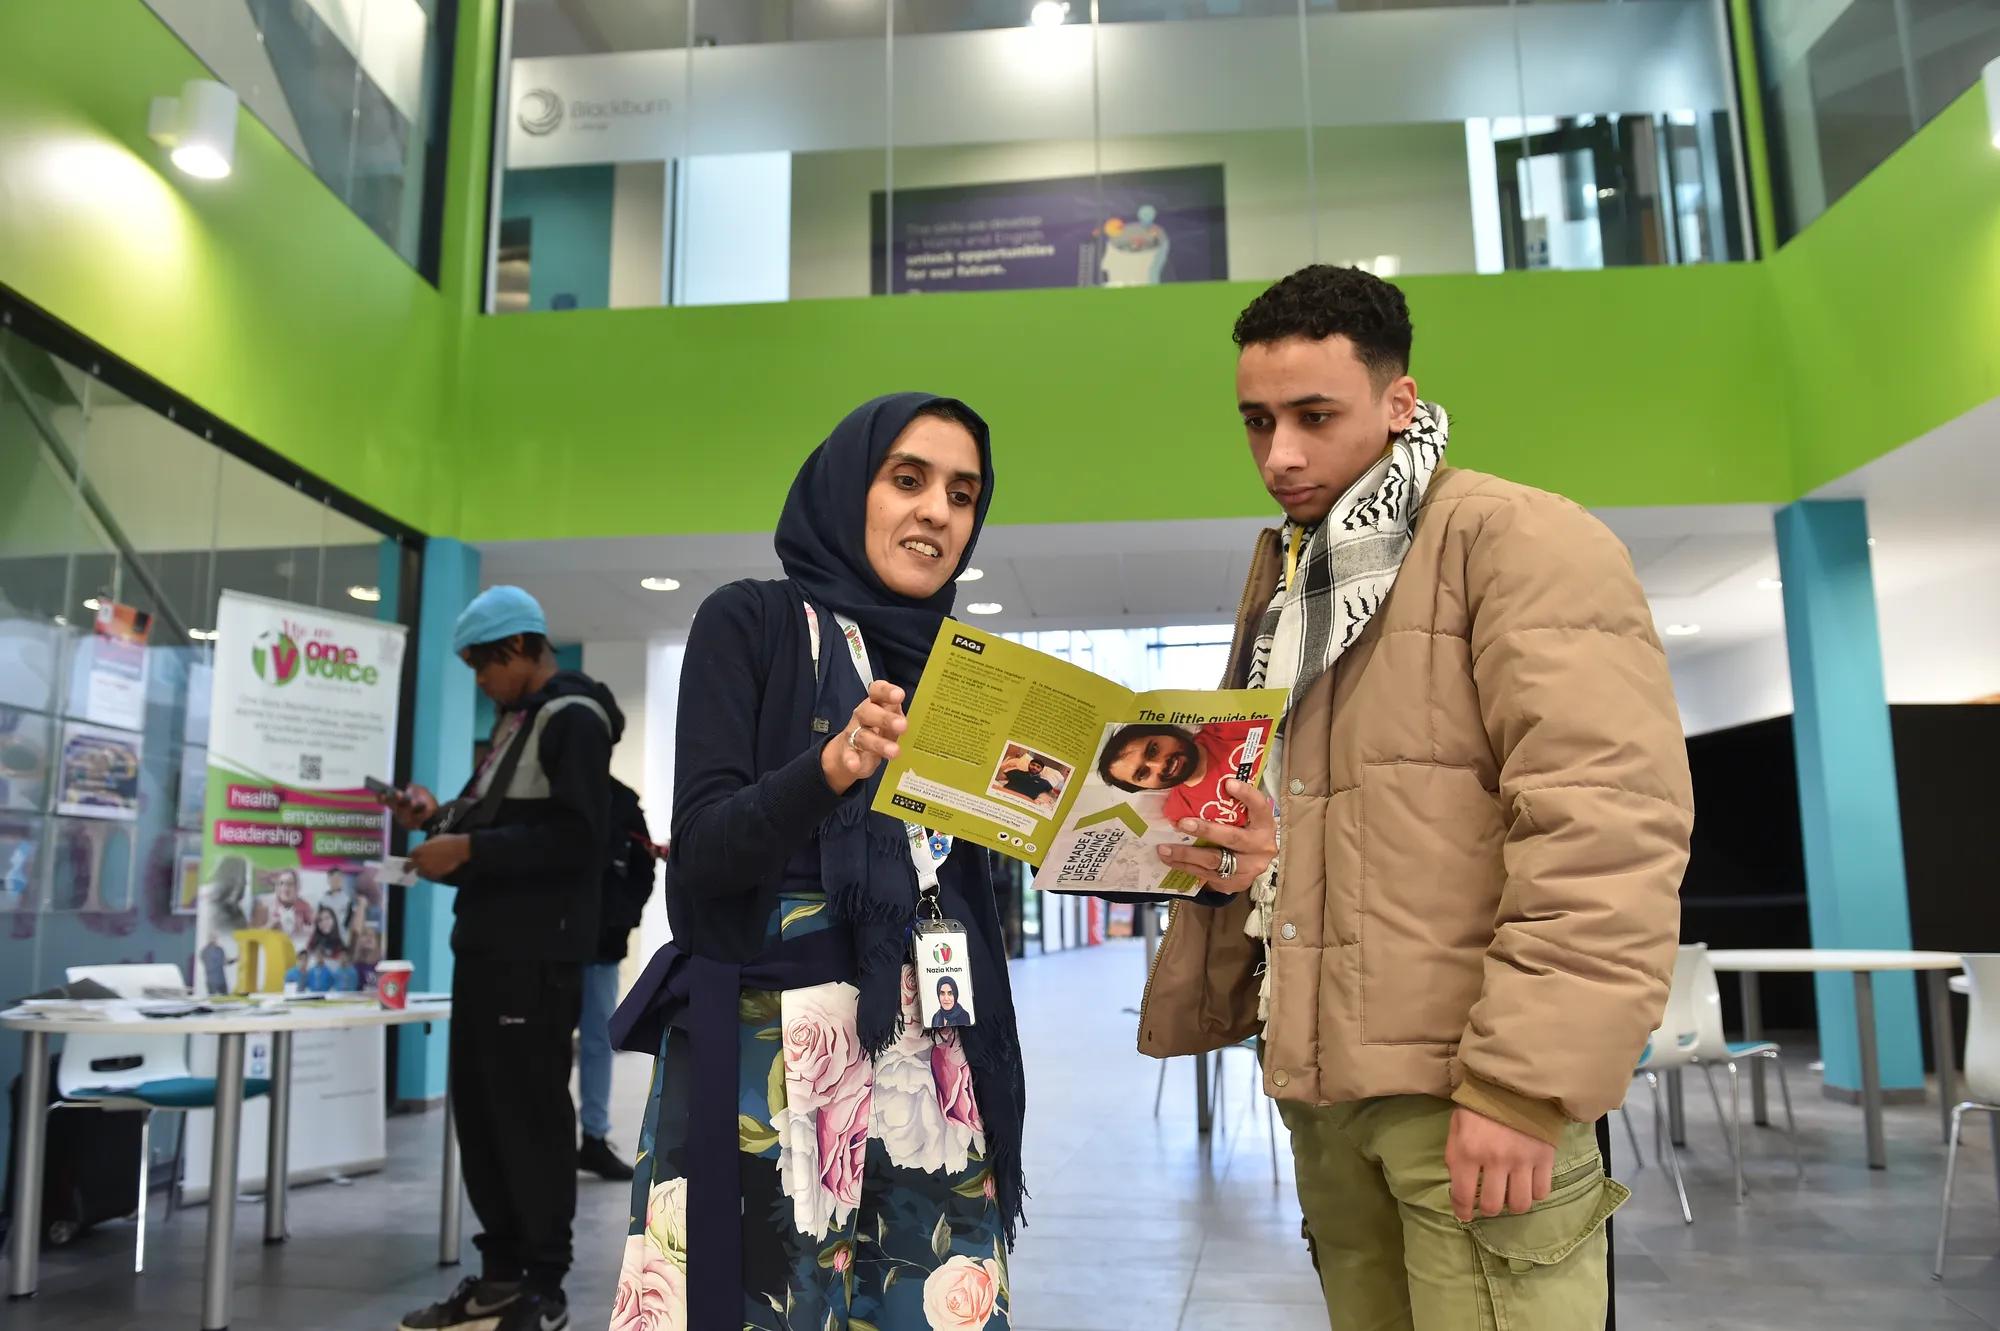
[1028,760,1044,776]
[462,639,541,706]
[275,873,299,904]
[1106,731,1200,790]
[1237,335,1418,525]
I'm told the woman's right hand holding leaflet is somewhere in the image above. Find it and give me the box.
[821,680,907,795]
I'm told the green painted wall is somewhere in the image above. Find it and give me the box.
[449,262,1786,540]
[4,1,1991,547]
[1771,87,2000,495]
[0,2,462,534]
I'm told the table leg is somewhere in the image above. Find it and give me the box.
[1928,971,1958,1145]
[204,1032,247,1331]
[1195,1051,1213,1136]
[263,1032,292,1245]
[1854,973,1887,1171]
[1989,1116,2000,1209]
[439,1087,462,1266]
[7,1030,49,1300]
[1667,1069,1686,1147]
[1741,971,1769,1126]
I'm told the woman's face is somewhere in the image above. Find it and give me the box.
[939,981,958,1010]
[316,907,337,933]
[863,415,983,601]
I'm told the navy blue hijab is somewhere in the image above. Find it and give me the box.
[776,392,994,691]
[774,393,1027,1241]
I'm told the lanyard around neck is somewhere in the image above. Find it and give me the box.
[824,609,950,905]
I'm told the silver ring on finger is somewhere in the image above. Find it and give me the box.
[1217,849,1238,879]
[847,726,866,752]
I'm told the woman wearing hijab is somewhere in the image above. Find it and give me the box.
[609,394,1021,1331]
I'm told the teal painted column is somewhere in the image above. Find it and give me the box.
[1774,500,1921,1094]
[397,537,481,1102]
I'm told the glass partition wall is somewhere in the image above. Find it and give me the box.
[0,308,422,1160]
[1754,0,2000,242]
[491,0,1749,312]
[143,0,457,276]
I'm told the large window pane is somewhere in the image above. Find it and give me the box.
[0,316,420,1162]
[492,0,1740,306]
[144,0,454,275]
[1757,0,2000,242]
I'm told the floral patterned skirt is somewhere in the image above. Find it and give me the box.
[612,894,1009,1331]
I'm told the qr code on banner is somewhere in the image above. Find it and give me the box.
[298,754,322,783]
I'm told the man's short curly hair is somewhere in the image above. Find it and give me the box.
[1232,265,1413,390]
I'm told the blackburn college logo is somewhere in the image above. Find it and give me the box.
[517,88,563,136]
[251,630,301,686]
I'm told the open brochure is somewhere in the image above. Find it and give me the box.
[870,622,1284,896]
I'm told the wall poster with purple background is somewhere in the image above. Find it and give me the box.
[871,165,1227,295]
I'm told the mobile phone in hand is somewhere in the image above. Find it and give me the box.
[364,776,401,801]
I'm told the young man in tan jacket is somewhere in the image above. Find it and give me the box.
[1147,265,1693,1329]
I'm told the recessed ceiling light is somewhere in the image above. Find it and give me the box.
[347,585,382,603]
[188,627,218,642]
[1756,577,1782,591]
[965,602,1003,616]
[1663,623,1702,638]
[640,577,682,592]
[958,567,986,583]
[82,597,103,611]
[1029,1,1069,27]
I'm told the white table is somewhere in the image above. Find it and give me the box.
[4,997,456,1330]
[1708,949,1963,1170]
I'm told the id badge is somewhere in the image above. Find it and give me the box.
[913,918,975,1031]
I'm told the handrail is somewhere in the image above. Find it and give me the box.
[0,341,193,642]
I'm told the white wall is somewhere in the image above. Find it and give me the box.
[1669,556,2000,737]
[637,638,687,965]
[506,4,1725,169]
[609,163,667,308]
[1671,635,1794,737]
[1880,555,2000,704]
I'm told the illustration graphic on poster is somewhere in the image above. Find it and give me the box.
[56,723,142,820]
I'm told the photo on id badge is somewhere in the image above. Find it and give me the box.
[916,923,974,1029]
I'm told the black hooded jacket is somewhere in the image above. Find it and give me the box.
[442,670,623,962]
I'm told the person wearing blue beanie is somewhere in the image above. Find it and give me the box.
[384,585,626,1331]
[450,586,548,657]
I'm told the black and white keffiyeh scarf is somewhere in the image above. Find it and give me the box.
[1242,402,1449,1000]
[1246,401,1451,710]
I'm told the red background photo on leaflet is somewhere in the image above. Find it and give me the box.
[1162,720,1264,828]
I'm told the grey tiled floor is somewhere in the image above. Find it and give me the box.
[8,939,2000,1329]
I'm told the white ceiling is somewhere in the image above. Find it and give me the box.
[477,504,1778,651]
[480,394,2000,655]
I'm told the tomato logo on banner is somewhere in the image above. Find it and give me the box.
[252,630,302,686]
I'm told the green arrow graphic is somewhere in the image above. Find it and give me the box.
[1075,804,1149,838]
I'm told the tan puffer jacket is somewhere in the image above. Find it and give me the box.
[1137,467,1693,1139]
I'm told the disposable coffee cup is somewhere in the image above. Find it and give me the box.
[376,960,414,1011]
